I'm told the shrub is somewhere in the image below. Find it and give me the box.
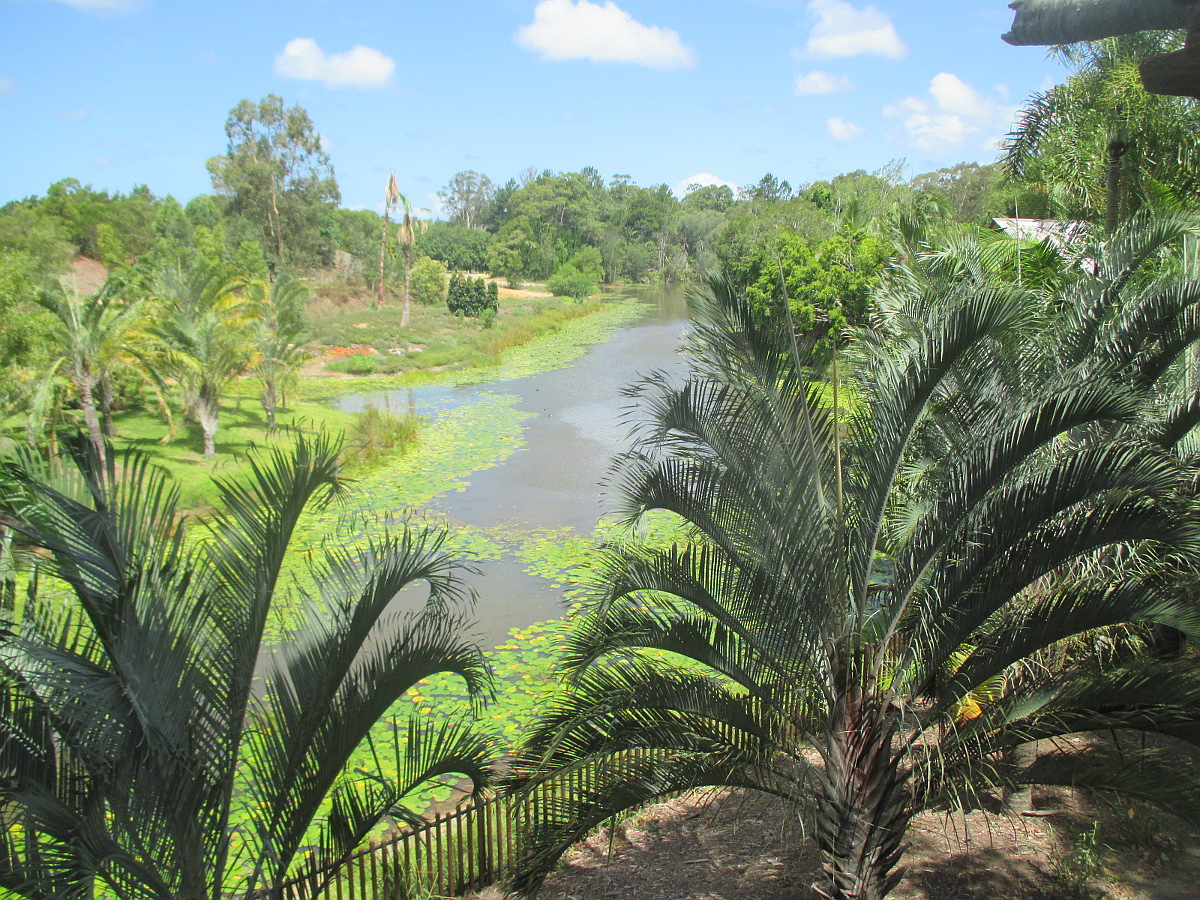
[546,263,597,301]
[411,256,449,305]
[447,274,499,317]
[325,353,381,375]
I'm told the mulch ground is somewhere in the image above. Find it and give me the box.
[471,785,1200,900]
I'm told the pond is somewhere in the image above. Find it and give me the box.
[330,287,691,645]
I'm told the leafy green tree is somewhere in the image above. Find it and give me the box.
[207,95,340,270]
[152,265,255,458]
[487,216,543,282]
[446,275,495,317]
[509,172,599,248]
[228,240,268,282]
[507,219,1200,898]
[741,172,793,203]
[416,222,493,272]
[735,230,890,356]
[910,162,1008,224]
[332,207,384,282]
[0,431,493,899]
[184,195,223,230]
[565,246,604,283]
[94,222,125,269]
[0,251,55,415]
[0,202,75,276]
[147,196,195,269]
[680,183,735,213]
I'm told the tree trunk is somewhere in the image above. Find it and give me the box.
[1104,128,1128,238]
[76,375,107,466]
[269,186,285,267]
[815,683,909,900]
[99,373,116,437]
[197,392,219,459]
[262,377,278,431]
[1003,743,1036,814]
[401,241,413,328]
[377,208,390,310]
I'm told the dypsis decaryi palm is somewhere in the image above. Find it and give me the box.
[0,431,493,900]
[507,222,1200,899]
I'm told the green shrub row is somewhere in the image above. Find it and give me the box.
[448,274,499,317]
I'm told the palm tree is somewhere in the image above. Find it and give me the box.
[1004,33,1200,232]
[32,279,145,464]
[375,177,426,326]
[0,431,494,899]
[505,218,1200,898]
[151,264,255,458]
[395,191,426,329]
[250,275,311,430]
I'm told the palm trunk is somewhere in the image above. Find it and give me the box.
[377,208,390,310]
[401,242,413,327]
[815,680,909,900]
[1104,127,1127,237]
[99,373,116,437]
[76,376,107,466]
[197,385,219,459]
[262,376,278,431]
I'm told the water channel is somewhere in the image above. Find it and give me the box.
[330,287,691,646]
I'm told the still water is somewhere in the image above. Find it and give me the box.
[331,288,690,643]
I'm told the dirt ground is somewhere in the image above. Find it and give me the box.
[472,786,1200,900]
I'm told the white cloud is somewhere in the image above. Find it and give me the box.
[794,70,854,95]
[673,172,738,198]
[515,0,696,69]
[827,117,865,140]
[0,77,17,97]
[92,156,117,168]
[805,0,906,60]
[275,38,395,90]
[38,0,142,13]
[883,72,1018,154]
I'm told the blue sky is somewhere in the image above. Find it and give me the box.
[0,0,1069,213]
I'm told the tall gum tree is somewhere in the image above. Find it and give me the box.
[207,95,340,271]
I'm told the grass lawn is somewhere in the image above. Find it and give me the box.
[5,279,636,514]
[304,279,613,382]
[106,395,365,513]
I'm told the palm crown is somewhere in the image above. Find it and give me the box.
[0,431,494,900]
[507,213,1200,900]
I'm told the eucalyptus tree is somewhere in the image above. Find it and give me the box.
[438,170,495,231]
[151,265,255,458]
[207,95,340,270]
[506,220,1200,898]
[32,278,145,463]
[0,431,493,899]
